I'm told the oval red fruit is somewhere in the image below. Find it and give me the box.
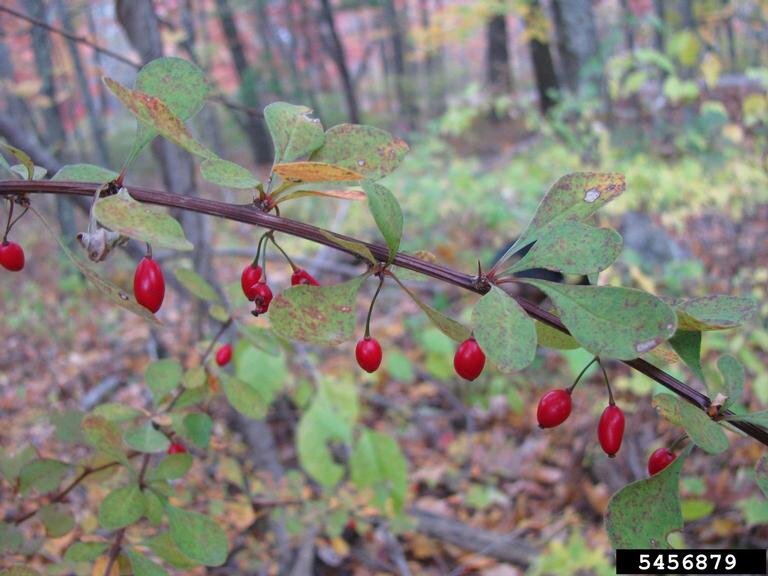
[537,389,572,428]
[216,343,233,366]
[167,442,187,455]
[0,241,25,271]
[453,338,486,381]
[647,447,676,475]
[598,404,625,457]
[251,282,273,315]
[291,269,319,286]
[133,256,165,313]
[356,337,382,373]
[241,264,263,300]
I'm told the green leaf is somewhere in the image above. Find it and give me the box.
[33,208,160,325]
[81,414,131,467]
[51,409,85,444]
[151,453,193,481]
[146,359,183,403]
[10,164,46,180]
[39,504,75,537]
[200,158,260,189]
[653,394,728,454]
[264,102,325,163]
[0,142,34,179]
[363,181,403,263]
[183,365,207,390]
[318,229,376,264]
[0,523,23,555]
[669,295,757,331]
[522,281,677,360]
[143,490,165,525]
[718,354,744,408]
[183,413,213,449]
[120,57,209,164]
[310,124,409,180]
[472,286,537,372]
[495,172,625,267]
[92,403,144,422]
[606,444,692,548]
[668,330,704,382]
[535,321,579,350]
[0,445,36,483]
[235,342,286,396]
[94,188,193,251]
[166,504,228,567]
[350,428,408,514]
[52,164,118,183]
[98,483,145,530]
[391,274,470,342]
[145,533,200,568]
[124,422,170,453]
[19,459,70,495]
[503,222,623,275]
[270,275,367,345]
[174,268,220,302]
[219,373,271,419]
[0,567,41,576]
[104,77,212,161]
[126,549,170,576]
[64,541,110,562]
[296,388,353,487]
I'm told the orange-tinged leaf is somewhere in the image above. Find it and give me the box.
[273,161,363,183]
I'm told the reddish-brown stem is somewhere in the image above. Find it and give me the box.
[12,453,140,525]
[2,180,767,448]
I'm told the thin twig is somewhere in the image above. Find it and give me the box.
[2,180,767,448]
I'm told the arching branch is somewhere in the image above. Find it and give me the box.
[2,178,766,448]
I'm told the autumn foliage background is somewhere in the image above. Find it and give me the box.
[1,0,768,575]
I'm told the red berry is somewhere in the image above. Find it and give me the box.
[215,343,233,366]
[598,404,625,457]
[453,338,486,381]
[241,263,263,300]
[537,389,572,428]
[291,268,319,286]
[0,241,25,271]
[167,442,187,455]
[251,281,273,315]
[648,447,676,475]
[355,337,382,373]
[133,256,165,313]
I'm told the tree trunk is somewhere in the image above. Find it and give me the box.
[619,0,636,52]
[56,0,111,168]
[486,13,512,121]
[382,0,418,128]
[653,0,665,52]
[249,0,287,99]
[721,0,737,71]
[26,0,76,243]
[525,0,560,115]
[417,0,446,116]
[85,6,111,115]
[213,0,273,164]
[551,0,604,95]
[318,0,361,123]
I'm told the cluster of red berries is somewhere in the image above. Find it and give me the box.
[0,240,24,271]
[241,262,319,316]
[536,388,626,457]
[355,334,488,382]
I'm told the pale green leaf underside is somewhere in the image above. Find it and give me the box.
[653,394,729,454]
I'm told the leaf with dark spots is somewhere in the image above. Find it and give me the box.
[606,444,692,548]
[667,295,757,331]
[503,221,622,276]
[270,275,368,345]
[495,172,625,269]
[521,280,676,360]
